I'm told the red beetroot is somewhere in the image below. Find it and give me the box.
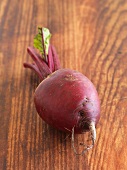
[34,69,100,134]
[24,27,100,154]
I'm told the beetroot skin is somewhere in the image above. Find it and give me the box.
[34,69,100,134]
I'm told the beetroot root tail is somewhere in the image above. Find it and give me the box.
[71,122,96,155]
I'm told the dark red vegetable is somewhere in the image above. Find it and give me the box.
[24,27,100,155]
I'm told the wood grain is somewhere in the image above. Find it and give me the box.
[0,0,127,169]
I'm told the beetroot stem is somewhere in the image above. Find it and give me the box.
[47,45,54,72]
[47,45,61,72]
[23,62,44,81]
[27,47,51,78]
[41,31,47,62]
[51,45,61,71]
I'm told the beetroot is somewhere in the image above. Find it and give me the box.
[24,27,100,154]
[34,68,100,133]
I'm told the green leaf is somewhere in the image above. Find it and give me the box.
[33,27,51,59]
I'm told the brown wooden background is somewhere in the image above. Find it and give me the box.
[1,0,127,169]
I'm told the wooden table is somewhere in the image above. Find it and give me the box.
[1,0,127,169]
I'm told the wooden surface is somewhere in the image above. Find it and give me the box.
[0,0,127,169]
